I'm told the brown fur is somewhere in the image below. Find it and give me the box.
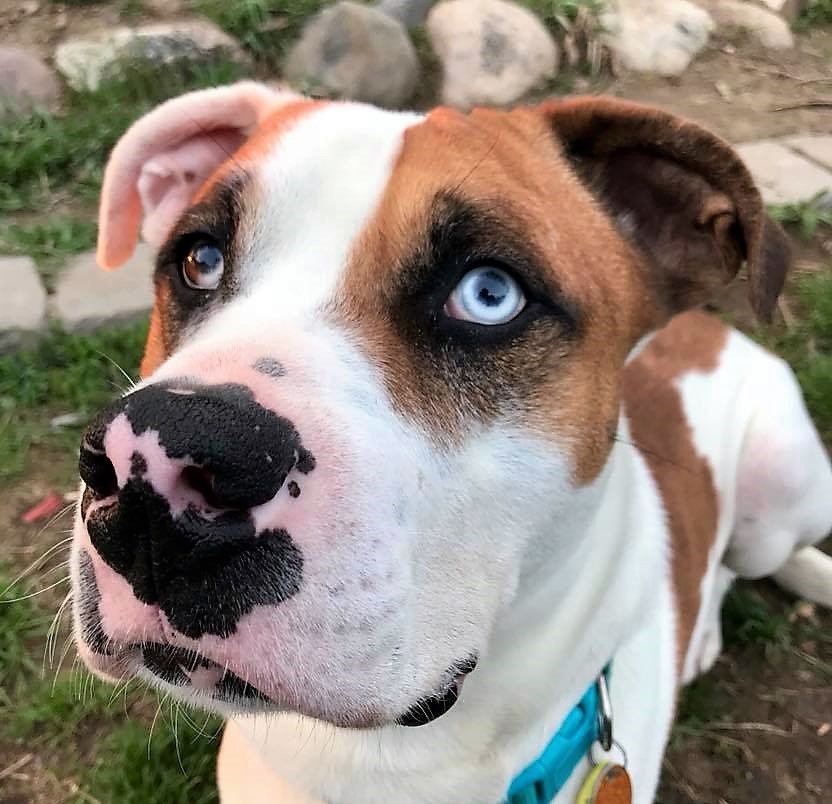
[141,283,169,377]
[621,311,728,673]
[337,105,651,483]
[540,97,791,322]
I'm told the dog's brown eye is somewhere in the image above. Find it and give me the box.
[182,242,224,290]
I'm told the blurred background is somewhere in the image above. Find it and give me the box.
[0,1,830,802]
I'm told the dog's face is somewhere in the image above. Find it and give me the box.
[71,83,788,729]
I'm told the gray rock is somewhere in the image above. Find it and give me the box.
[54,20,249,92]
[284,1,419,108]
[736,140,832,205]
[757,0,806,24]
[695,1,794,49]
[426,0,558,109]
[602,0,714,77]
[375,0,439,28]
[53,244,156,331]
[0,256,47,352]
[0,46,62,116]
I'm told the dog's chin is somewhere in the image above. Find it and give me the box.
[81,641,479,729]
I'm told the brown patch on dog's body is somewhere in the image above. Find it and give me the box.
[621,311,728,673]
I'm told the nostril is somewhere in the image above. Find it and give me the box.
[181,465,222,509]
[79,448,118,500]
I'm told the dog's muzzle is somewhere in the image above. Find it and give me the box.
[77,381,311,641]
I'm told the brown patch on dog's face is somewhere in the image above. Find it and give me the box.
[336,106,653,483]
[621,311,728,674]
[140,287,169,378]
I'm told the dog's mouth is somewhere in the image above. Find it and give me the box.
[395,656,478,727]
[138,643,271,705]
[85,635,478,727]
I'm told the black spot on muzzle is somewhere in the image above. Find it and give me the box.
[78,382,309,639]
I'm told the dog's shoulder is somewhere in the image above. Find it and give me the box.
[620,310,732,672]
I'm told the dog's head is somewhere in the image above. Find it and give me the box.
[71,82,788,728]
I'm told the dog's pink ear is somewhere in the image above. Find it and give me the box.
[97,81,299,270]
[541,97,790,322]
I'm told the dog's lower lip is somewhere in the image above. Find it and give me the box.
[135,642,271,704]
[396,656,478,727]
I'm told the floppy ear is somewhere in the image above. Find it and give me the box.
[540,97,791,322]
[97,81,300,270]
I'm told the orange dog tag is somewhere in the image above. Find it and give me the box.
[576,762,632,804]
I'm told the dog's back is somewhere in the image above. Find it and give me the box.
[623,310,832,682]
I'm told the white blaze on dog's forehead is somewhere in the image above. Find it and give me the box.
[231,103,423,317]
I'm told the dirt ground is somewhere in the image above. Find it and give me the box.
[1,4,831,803]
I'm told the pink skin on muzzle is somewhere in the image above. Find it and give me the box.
[73,343,418,725]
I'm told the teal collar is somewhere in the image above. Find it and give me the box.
[504,671,611,804]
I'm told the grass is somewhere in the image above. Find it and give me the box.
[721,584,792,650]
[0,323,147,485]
[769,193,832,241]
[795,0,832,28]
[0,218,97,285]
[757,270,832,443]
[0,568,220,803]
[516,0,605,29]
[196,0,331,67]
[0,59,247,216]
[0,569,52,688]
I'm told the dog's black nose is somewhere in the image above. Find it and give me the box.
[77,382,310,639]
[80,382,315,510]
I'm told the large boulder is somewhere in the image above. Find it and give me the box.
[426,0,558,110]
[602,0,714,76]
[55,20,249,92]
[756,0,807,24]
[695,1,794,49]
[0,46,62,116]
[284,2,419,108]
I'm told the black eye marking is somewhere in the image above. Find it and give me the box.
[253,357,288,378]
[393,192,582,348]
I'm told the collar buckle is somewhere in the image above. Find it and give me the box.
[595,672,613,752]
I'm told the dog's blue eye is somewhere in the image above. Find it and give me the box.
[444,266,525,325]
[182,242,224,290]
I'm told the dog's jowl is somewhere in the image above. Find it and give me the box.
[69,81,832,804]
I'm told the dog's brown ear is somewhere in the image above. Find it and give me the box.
[540,97,790,322]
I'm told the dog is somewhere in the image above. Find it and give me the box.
[69,81,832,804]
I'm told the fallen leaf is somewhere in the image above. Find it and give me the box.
[21,492,64,524]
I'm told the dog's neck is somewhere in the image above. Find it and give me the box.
[233,416,666,803]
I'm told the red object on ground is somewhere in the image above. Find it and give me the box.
[21,492,65,524]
